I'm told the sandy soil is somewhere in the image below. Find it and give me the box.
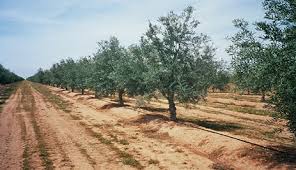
[0,89,23,170]
[49,86,296,170]
[1,82,295,170]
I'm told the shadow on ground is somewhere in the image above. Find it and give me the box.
[131,113,296,169]
[130,114,170,124]
[240,145,296,169]
[139,106,168,113]
[179,117,243,132]
[100,103,130,110]
[130,113,242,132]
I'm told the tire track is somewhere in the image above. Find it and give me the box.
[30,83,126,169]
[0,88,23,170]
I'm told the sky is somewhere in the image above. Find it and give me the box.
[0,0,265,78]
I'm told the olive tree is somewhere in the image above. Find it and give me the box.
[75,56,92,94]
[257,0,296,134]
[212,68,231,92]
[227,19,272,99]
[63,58,77,92]
[93,37,146,105]
[144,6,217,120]
[49,63,63,87]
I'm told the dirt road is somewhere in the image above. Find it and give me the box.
[0,81,295,170]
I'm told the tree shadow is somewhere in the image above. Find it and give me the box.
[139,106,168,113]
[73,93,84,97]
[178,117,243,132]
[86,96,98,100]
[100,103,130,110]
[130,113,296,168]
[111,98,133,103]
[130,113,242,132]
[240,145,296,169]
[269,145,296,166]
[130,114,170,124]
[57,89,67,92]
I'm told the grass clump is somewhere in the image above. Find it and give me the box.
[22,146,30,170]
[117,150,142,168]
[122,157,140,166]
[263,128,282,139]
[119,139,129,145]
[148,159,159,165]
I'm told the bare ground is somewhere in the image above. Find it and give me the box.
[0,81,295,170]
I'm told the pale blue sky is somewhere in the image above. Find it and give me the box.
[0,0,265,78]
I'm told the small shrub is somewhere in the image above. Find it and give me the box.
[148,159,159,164]
[122,157,141,167]
[119,139,129,145]
[135,96,147,108]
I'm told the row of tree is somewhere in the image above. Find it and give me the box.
[28,7,230,121]
[0,64,23,84]
[228,0,296,135]
[28,1,296,136]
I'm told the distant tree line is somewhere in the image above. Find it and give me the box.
[228,0,296,135]
[28,7,229,121]
[0,64,23,84]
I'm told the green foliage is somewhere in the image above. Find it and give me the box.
[75,57,92,94]
[28,6,219,121]
[143,6,217,120]
[227,19,272,96]
[228,0,296,136]
[0,64,23,84]
[257,0,296,135]
[92,37,147,105]
[92,37,122,97]
[212,62,231,92]
[63,58,77,91]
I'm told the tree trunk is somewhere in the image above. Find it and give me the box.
[167,92,177,121]
[65,87,68,90]
[95,91,99,98]
[71,87,74,92]
[118,89,124,106]
[261,91,266,102]
[247,89,250,95]
[81,88,84,95]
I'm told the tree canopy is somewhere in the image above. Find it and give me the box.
[28,6,220,121]
[143,6,217,120]
[0,64,23,84]
[228,0,296,135]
